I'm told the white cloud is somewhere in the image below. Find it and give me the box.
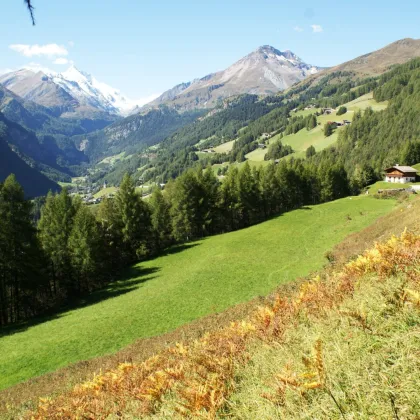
[9,43,68,57]
[311,25,323,33]
[23,62,56,74]
[133,93,161,108]
[54,57,69,65]
[293,26,304,32]
[0,68,13,76]
[68,41,75,47]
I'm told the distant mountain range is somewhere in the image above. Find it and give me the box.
[0,66,139,118]
[139,46,323,112]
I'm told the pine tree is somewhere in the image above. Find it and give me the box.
[114,174,152,261]
[237,162,260,226]
[38,188,76,296]
[169,170,202,242]
[197,167,220,235]
[220,167,241,232]
[259,163,282,217]
[306,145,316,159]
[97,197,124,274]
[0,175,44,324]
[306,114,317,130]
[336,106,347,116]
[324,123,334,137]
[68,205,101,293]
[320,164,350,202]
[149,188,172,249]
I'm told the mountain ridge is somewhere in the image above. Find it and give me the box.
[291,38,420,91]
[140,45,322,112]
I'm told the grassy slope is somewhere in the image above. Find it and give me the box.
[245,93,387,163]
[367,180,420,194]
[0,197,396,390]
[214,139,235,153]
[97,152,126,166]
[93,186,118,198]
[28,225,420,419]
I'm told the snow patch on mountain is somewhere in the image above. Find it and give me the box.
[50,65,142,116]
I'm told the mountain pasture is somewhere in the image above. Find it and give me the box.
[0,196,396,391]
[245,94,387,163]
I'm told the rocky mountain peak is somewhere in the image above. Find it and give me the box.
[141,45,322,112]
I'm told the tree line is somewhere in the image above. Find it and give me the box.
[0,157,350,326]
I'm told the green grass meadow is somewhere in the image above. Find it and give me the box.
[93,186,118,198]
[214,139,235,153]
[0,197,396,390]
[367,180,420,194]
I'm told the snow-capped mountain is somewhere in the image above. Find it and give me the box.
[142,45,323,111]
[51,65,137,116]
[0,66,139,117]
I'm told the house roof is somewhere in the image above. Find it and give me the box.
[385,166,418,173]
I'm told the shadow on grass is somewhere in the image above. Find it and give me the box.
[156,242,201,257]
[0,266,160,339]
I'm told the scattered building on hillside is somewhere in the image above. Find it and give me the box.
[343,119,351,125]
[261,133,270,140]
[322,108,335,115]
[257,143,267,149]
[384,165,418,183]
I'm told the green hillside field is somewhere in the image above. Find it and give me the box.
[245,93,387,163]
[0,196,397,391]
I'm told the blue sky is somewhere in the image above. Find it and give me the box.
[1,0,419,101]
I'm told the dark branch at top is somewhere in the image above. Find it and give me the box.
[24,0,36,25]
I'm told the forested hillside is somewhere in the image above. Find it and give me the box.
[99,63,393,185]
[312,58,420,183]
[75,106,203,162]
[142,58,420,186]
[0,112,87,183]
[0,142,59,198]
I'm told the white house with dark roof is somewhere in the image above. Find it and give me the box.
[384,165,418,183]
